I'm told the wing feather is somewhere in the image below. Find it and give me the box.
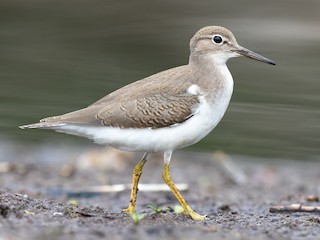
[97,91,199,128]
[29,65,200,129]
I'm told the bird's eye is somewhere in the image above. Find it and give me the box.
[212,35,223,45]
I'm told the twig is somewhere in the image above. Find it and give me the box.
[212,151,247,185]
[270,203,320,213]
[71,183,188,193]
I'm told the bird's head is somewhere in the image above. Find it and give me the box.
[190,26,276,65]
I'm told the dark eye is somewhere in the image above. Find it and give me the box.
[212,35,223,44]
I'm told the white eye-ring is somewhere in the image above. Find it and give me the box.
[212,35,223,45]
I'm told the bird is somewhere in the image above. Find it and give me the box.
[20,25,275,220]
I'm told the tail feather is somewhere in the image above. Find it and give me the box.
[39,115,61,123]
[19,120,66,129]
[19,114,67,129]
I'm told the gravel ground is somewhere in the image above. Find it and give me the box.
[0,141,320,240]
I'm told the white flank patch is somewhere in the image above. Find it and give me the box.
[187,84,201,95]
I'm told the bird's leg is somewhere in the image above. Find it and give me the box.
[122,152,149,214]
[162,151,206,221]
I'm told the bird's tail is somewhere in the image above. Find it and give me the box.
[19,116,65,129]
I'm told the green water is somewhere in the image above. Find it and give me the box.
[1,0,320,160]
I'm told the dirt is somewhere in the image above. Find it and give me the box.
[0,141,320,240]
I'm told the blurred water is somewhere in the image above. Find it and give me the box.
[0,0,319,160]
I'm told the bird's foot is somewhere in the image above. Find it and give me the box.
[182,205,206,221]
[122,206,134,214]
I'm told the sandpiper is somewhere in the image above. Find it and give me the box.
[20,26,275,220]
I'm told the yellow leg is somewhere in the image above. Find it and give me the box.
[162,163,206,221]
[123,153,148,214]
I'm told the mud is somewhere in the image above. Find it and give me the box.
[0,142,319,240]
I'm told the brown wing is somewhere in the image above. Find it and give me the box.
[32,65,199,129]
[96,91,199,129]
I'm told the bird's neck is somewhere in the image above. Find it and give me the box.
[188,52,234,100]
[189,52,228,71]
[189,53,232,84]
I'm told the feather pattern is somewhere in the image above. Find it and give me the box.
[28,66,200,129]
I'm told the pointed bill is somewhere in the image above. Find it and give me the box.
[235,46,276,65]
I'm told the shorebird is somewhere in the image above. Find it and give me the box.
[20,26,275,220]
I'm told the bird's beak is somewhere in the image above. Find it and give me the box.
[235,46,276,65]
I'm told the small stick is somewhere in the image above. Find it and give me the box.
[71,183,189,194]
[270,203,320,213]
[212,151,247,185]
